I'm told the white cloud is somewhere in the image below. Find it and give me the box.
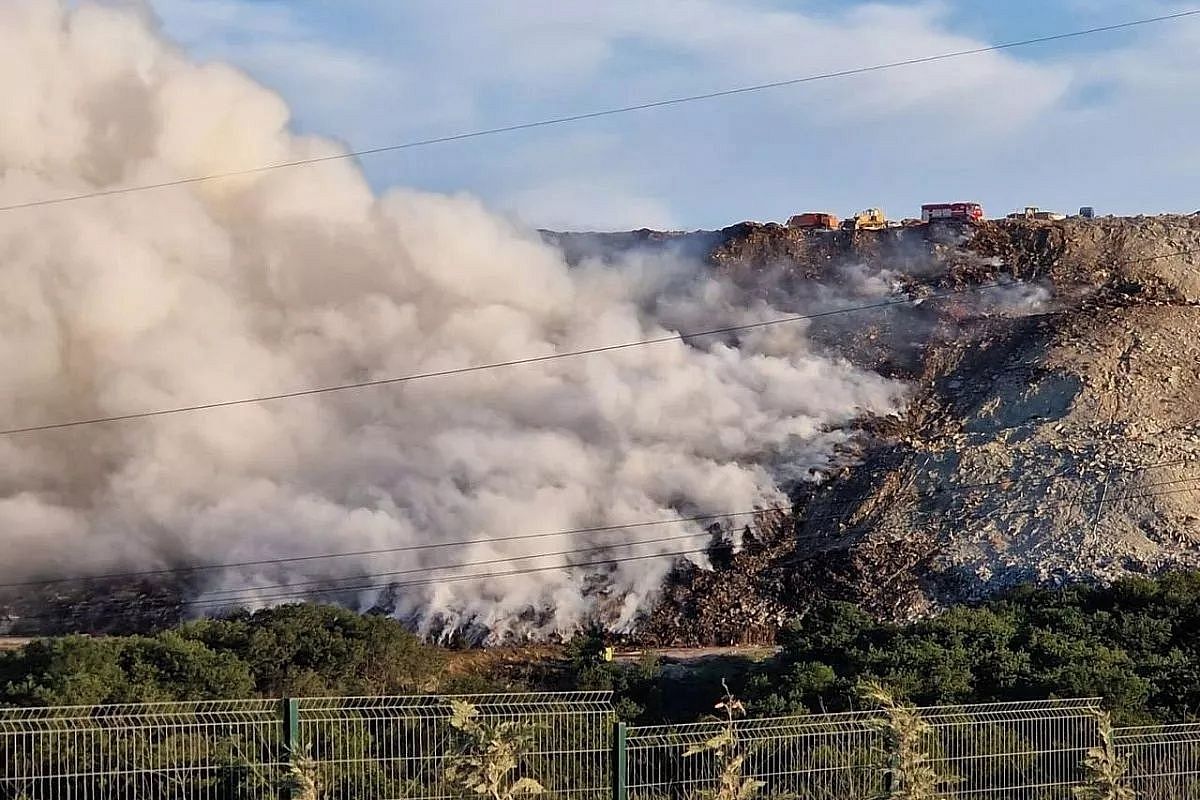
[149,0,301,40]
[370,0,1071,130]
[143,0,1200,225]
[504,181,679,232]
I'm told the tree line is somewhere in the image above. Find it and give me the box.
[6,572,1200,725]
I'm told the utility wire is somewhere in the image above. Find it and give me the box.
[192,529,719,601]
[0,9,1196,215]
[11,466,1200,622]
[10,545,720,624]
[198,471,1200,602]
[63,479,1200,618]
[2,246,1198,595]
[4,245,1198,439]
[0,507,776,590]
[0,281,1003,436]
[175,476,1200,610]
[3,456,1192,592]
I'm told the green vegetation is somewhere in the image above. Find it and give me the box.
[683,683,763,800]
[748,572,1200,724]
[1074,708,1135,800]
[860,682,950,800]
[0,604,445,705]
[562,626,664,721]
[6,571,1200,728]
[444,699,545,800]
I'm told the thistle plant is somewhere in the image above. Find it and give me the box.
[444,700,545,800]
[683,681,764,800]
[280,750,321,800]
[860,682,950,800]
[1073,708,1135,800]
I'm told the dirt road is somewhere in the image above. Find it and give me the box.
[613,644,779,663]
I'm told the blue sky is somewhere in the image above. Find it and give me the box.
[146,0,1200,230]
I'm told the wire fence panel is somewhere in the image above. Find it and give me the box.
[295,691,614,800]
[1116,723,1200,800]
[920,698,1101,800]
[627,712,885,800]
[0,700,284,800]
[627,699,1101,800]
[0,693,1172,800]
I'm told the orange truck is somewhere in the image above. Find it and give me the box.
[787,212,839,230]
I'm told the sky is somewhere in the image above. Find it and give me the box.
[142,0,1199,230]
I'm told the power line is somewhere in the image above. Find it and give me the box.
[0,506,778,590]
[1,9,1197,215]
[178,475,1200,610]
[14,472,1200,627]
[196,470,1200,602]
[0,242,1194,597]
[1,451,1191,593]
[5,244,1199,439]
[78,478,1200,616]
[12,544,720,624]
[192,529,720,601]
[11,463,1200,622]
[0,281,1003,437]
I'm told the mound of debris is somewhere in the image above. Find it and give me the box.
[558,214,1200,644]
[7,216,1198,645]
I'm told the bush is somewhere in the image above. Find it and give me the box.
[751,572,1200,724]
[0,604,444,705]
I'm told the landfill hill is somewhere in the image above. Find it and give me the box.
[6,214,1200,645]
[550,213,1200,645]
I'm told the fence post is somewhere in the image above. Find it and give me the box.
[281,697,300,797]
[611,721,628,800]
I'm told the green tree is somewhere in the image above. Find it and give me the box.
[179,604,444,696]
[0,636,125,705]
[563,626,663,721]
[117,632,254,701]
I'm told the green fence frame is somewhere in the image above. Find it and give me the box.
[0,692,614,800]
[2,694,1195,800]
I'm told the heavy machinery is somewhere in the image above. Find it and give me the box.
[1079,206,1096,219]
[787,212,839,230]
[1007,206,1040,220]
[921,202,984,223]
[840,208,887,231]
[1007,206,1066,221]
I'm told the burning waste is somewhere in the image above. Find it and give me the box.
[0,1,909,640]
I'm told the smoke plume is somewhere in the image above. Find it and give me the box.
[0,1,905,639]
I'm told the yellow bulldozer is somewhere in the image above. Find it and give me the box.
[840,208,888,231]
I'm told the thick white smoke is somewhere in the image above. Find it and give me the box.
[0,1,906,638]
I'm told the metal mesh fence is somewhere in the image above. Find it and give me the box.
[625,698,1100,800]
[0,699,284,800]
[4,693,1197,799]
[1116,722,1200,800]
[921,698,1100,799]
[294,692,614,800]
[627,712,883,800]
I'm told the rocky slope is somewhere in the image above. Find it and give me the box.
[555,214,1200,644]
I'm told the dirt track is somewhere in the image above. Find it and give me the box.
[612,644,779,662]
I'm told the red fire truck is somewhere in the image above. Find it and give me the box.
[921,202,984,224]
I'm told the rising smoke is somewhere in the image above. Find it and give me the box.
[0,1,907,639]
